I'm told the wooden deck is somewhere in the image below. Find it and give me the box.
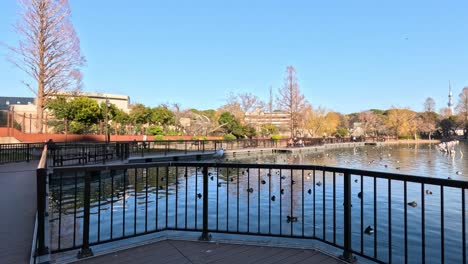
[0,161,38,264]
[77,240,344,264]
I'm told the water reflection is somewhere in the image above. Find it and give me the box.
[48,142,467,263]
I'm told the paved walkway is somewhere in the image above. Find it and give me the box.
[76,240,344,264]
[0,161,38,264]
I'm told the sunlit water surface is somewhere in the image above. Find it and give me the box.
[49,142,468,263]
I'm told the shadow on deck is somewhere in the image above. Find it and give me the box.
[75,240,344,264]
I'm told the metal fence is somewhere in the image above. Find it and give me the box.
[0,143,44,164]
[0,137,365,166]
[36,161,468,263]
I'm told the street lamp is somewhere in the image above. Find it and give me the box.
[105,98,110,144]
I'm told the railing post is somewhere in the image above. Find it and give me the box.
[77,171,93,258]
[36,168,48,256]
[116,142,120,158]
[27,143,30,162]
[340,171,356,262]
[102,144,106,164]
[199,166,211,241]
[141,141,144,157]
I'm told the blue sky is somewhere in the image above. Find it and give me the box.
[1,0,467,113]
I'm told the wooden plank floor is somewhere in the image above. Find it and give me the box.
[0,161,38,264]
[77,240,344,264]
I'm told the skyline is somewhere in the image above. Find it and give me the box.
[1,1,468,114]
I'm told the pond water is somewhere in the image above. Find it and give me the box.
[236,142,467,180]
[48,142,468,263]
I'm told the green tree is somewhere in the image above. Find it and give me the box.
[129,104,152,125]
[72,97,102,124]
[48,96,101,134]
[439,116,458,138]
[259,124,279,137]
[218,112,245,138]
[151,106,175,127]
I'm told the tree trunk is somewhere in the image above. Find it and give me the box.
[36,87,44,133]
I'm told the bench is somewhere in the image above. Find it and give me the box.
[53,154,87,166]
[87,152,114,162]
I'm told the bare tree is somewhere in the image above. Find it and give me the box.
[276,66,308,138]
[238,92,264,113]
[358,111,379,136]
[456,87,468,138]
[421,97,437,139]
[424,97,436,113]
[9,0,85,132]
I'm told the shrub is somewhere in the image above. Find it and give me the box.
[398,135,414,140]
[165,129,178,136]
[271,134,281,141]
[224,133,237,141]
[335,127,348,138]
[147,125,163,136]
[154,135,164,141]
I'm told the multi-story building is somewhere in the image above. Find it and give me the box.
[244,108,291,134]
[0,96,35,126]
[3,92,131,133]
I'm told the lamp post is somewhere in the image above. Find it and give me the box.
[105,98,110,144]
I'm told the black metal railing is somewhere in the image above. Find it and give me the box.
[36,161,467,263]
[34,145,49,264]
[0,143,44,164]
[0,137,365,166]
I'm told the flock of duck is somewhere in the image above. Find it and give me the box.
[170,143,465,235]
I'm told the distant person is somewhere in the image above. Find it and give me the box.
[288,138,294,147]
[46,139,57,151]
[298,139,304,147]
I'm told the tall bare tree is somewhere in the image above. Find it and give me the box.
[421,97,437,140]
[456,87,468,138]
[276,66,307,137]
[238,92,264,113]
[423,97,436,113]
[9,0,85,132]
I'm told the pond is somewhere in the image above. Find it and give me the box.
[48,142,467,263]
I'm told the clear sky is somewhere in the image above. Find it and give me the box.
[1,0,467,114]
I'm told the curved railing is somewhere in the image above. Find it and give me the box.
[39,161,468,263]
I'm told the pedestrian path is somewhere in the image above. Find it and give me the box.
[0,161,38,264]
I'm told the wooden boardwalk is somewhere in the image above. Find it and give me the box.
[76,240,344,264]
[0,161,38,264]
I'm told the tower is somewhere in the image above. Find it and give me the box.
[448,81,454,115]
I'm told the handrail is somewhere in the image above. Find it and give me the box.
[36,145,49,258]
[37,145,48,169]
[52,161,468,189]
[46,161,467,263]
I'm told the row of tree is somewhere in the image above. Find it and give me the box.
[46,83,468,140]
